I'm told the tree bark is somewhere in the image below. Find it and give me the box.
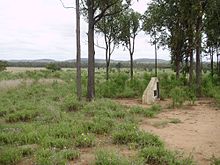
[176,53,180,79]
[87,0,95,101]
[189,37,194,85]
[76,0,81,101]
[195,16,202,96]
[130,53,133,80]
[210,47,214,79]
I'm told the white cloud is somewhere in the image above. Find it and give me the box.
[0,0,170,61]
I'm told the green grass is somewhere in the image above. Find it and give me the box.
[0,69,200,164]
[95,150,131,165]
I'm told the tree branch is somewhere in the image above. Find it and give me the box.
[59,0,74,9]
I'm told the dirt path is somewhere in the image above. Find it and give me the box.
[116,98,220,165]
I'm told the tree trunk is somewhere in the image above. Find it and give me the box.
[176,54,180,79]
[130,53,133,80]
[217,47,220,77]
[76,0,81,101]
[210,47,214,79]
[189,36,194,85]
[104,36,109,80]
[155,39,158,77]
[87,0,95,101]
[195,16,202,96]
[106,40,111,80]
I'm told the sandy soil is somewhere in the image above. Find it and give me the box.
[116,98,220,165]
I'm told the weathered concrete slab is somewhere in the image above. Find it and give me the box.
[142,77,159,104]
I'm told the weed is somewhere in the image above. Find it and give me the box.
[41,136,72,149]
[129,105,161,118]
[0,147,22,165]
[60,149,80,161]
[169,118,181,124]
[140,146,194,165]
[112,122,163,148]
[152,121,169,128]
[91,117,114,134]
[6,110,38,123]
[170,87,186,108]
[95,150,130,165]
[210,155,220,165]
[74,133,96,148]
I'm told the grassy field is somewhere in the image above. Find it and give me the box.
[0,68,219,164]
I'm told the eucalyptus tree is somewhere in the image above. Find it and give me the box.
[81,0,131,100]
[118,9,141,79]
[142,1,166,77]
[205,0,220,77]
[59,0,81,100]
[95,9,121,80]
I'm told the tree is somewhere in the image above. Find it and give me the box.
[81,0,130,100]
[118,9,141,79]
[0,60,7,71]
[46,63,61,72]
[205,0,220,78]
[59,0,82,101]
[95,9,121,80]
[76,0,82,101]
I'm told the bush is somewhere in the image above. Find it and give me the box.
[170,87,186,108]
[0,60,7,72]
[46,63,61,72]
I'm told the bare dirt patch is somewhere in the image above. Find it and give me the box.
[116,98,220,165]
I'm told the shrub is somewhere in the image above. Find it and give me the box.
[0,60,7,72]
[46,63,61,72]
[170,87,186,108]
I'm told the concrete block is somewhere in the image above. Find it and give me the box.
[142,77,159,104]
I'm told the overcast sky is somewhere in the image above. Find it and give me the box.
[0,0,171,61]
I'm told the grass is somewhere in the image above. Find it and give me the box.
[0,69,198,164]
[95,150,131,165]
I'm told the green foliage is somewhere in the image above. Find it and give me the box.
[112,122,163,148]
[5,110,38,122]
[74,133,95,148]
[0,60,7,72]
[95,150,131,165]
[140,146,194,165]
[41,136,72,149]
[170,87,186,108]
[46,63,61,72]
[97,72,148,98]
[0,147,22,165]
[36,148,80,165]
[129,104,162,118]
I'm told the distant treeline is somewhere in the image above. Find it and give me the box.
[7,61,171,70]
